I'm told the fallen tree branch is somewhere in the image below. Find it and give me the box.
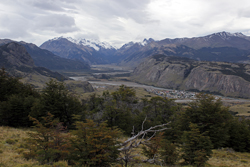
[117,117,171,166]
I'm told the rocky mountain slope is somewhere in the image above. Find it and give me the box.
[0,42,67,85]
[132,54,250,98]
[0,39,90,71]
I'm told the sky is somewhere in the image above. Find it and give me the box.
[1,0,250,47]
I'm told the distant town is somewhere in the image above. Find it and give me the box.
[145,88,197,99]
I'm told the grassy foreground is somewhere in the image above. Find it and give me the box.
[1,126,250,167]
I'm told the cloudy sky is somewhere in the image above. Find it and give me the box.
[1,0,250,47]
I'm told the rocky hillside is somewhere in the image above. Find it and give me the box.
[0,42,67,85]
[132,54,250,98]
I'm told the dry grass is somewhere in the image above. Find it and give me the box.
[0,126,39,167]
[207,149,250,167]
[229,102,250,116]
[1,126,250,167]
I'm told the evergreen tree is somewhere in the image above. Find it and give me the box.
[0,68,40,127]
[227,118,250,152]
[0,95,37,127]
[31,79,84,128]
[177,93,233,148]
[181,123,213,167]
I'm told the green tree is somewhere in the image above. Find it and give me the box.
[69,119,122,167]
[143,96,178,124]
[181,123,213,167]
[31,79,84,128]
[177,94,233,148]
[101,86,136,134]
[227,118,250,152]
[0,68,39,102]
[111,85,137,104]
[159,140,179,165]
[0,68,40,127]
[0,95,37,127]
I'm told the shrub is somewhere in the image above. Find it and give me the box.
[69,119,122,166]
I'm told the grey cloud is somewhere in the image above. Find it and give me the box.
[34,14,79,33]
[238,7,250,18]
[32,1,64,12]
[75,0,153,23]
[0,13,31,39]
[127,9,159,24]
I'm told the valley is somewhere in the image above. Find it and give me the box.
[65,65,250,115]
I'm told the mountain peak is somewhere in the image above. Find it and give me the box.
[207,31,246,40]
[140,38,155,46]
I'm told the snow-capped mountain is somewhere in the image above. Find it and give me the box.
[40,37,118,64]
[120,38,155,50]
[50,37,117,51]
[206,32,246,39]
[40,31,250,66]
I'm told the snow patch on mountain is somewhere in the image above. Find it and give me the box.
[66,37,117,51]
[206,31,246,40]
[139,38,155,46]
[50,37,117,51]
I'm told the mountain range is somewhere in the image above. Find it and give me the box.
[40,32,250,67]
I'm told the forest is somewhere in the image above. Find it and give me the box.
[1,67,250,167]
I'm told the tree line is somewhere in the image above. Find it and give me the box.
[1,68,250,166]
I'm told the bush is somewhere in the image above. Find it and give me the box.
[24,113,70,165]
[69,119,122,166]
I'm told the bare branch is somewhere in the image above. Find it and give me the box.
[117,117,171,166]
[141,116,147,131]
[118,119,171,151]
